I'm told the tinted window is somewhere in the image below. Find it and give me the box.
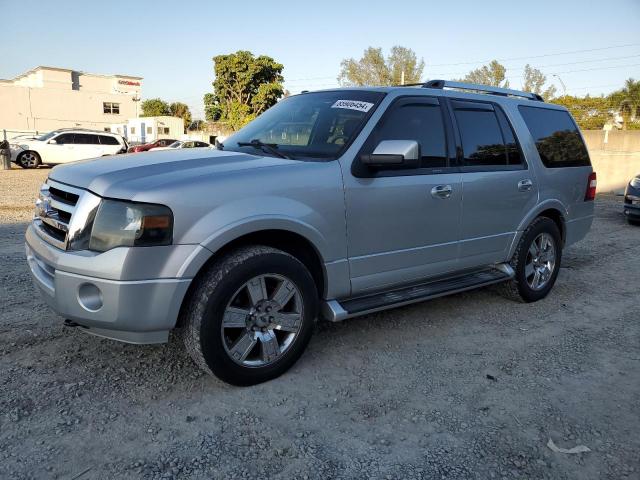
[74,134,100,144]
[55,133,74,144]
[494,108,524,166]
[369,100,447,168]
[454,105,506,167]
[519,106,590,168]
[99,135,119,145]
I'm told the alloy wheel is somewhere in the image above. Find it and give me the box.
[221,274,303,367]
[525,232,556,291]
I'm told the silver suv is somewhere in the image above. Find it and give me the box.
[25,80,596,385]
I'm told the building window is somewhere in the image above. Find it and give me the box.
[163,127,170,134]
[147,126,152,134]
[104,127,111,132]
[103,102,120,114]
[131,127,136,134]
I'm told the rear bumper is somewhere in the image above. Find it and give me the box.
[25,225,193,344]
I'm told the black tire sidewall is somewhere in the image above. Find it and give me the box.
[199,251,317,386]
[515,218,562,303]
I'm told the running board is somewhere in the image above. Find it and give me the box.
[321,264,514,322]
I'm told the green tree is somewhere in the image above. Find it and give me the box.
[140,98,170,117]
[522,64,557,101]
[204,50,284,130]
[338,46,425,86]
[169,102,192,131]
[608,78,640,129]
[460,60,509,87]
[550,95,611,130]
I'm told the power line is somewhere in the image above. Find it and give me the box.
[427,42,640,67]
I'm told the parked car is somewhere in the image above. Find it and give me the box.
[128,138,178,153]
[623,174,640,225]
[25,80,595,386]
[153,140,211,151]
[10,129,128,168]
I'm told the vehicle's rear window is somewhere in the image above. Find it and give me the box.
[519,106,590,168]
[99,135,119,145]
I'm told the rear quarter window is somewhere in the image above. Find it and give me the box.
[518,106,590,168]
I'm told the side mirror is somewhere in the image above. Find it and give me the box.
[360,140,420,169]
[48,139,58,145]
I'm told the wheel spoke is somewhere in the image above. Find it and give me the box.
[271,279,296,307]
[229,332,257,362]
[528,243,538,258]
[271,312,302,332]
[259,330,280,362]
[223,307,249,329]
[532,269,541,289]
[525,262,535,278]
[246,276,268,305]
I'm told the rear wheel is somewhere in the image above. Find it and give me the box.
[502,217,562,303]
[182,246,318,386]
[18,151,41,169]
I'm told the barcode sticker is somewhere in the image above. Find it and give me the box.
[331,100,374,113]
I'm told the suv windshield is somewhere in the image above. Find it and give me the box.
[222,91,385,160]
[37,131,58,142]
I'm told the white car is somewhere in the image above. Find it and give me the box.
[10,129,128,168]
[152,140,211,151]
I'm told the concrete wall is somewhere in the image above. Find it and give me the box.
[582,130,640,193]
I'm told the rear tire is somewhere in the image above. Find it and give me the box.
[182,246,318,386]
[17,151,41,169]
[501,217,562,303]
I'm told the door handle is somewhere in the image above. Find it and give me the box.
[518,179,533,192]
[431,184,453,199]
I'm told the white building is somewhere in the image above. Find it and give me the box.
[0,66,142,134]
[109,116,184,143]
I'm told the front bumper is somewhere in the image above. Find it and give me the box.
[623,201,640,219]
[25,225,195,344]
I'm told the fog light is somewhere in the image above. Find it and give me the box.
[78,283,103,312]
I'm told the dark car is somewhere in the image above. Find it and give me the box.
[128,138,178,153]
[624,174,640,225]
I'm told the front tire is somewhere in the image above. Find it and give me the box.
[17,151,41,169]
[182,246,318,386]
[503,217,562,303]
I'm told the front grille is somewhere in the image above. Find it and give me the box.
[33,180,85,250]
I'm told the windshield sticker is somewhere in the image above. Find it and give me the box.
[331,100,375,113]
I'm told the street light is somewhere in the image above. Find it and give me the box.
[552,74,567,96]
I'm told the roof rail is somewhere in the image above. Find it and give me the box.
[420,79,544,102]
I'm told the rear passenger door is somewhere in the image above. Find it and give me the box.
[73,133,102,160]
[449,100,538,267]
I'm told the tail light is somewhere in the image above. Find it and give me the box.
[585,172,597,201]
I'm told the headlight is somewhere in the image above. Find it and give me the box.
[630,176,640,189]
[88,200,173,252]
[9,144,26,150]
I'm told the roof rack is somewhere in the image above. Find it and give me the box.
[403,79,544,102]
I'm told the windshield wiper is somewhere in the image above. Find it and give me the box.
[236,139,290,159]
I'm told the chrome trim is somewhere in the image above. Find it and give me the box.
[32,179,102,251]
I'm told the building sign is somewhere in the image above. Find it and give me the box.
[118,80,141,86]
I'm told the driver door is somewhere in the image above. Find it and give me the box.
[341,96,462,295]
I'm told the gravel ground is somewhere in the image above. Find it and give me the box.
[1,168,639,480]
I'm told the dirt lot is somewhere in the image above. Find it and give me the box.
[1,167,639,480]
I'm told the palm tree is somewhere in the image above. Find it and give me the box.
[612,79,640,129]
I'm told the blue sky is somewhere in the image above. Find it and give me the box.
[2,0,639,120]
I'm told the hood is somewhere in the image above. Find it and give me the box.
[48,148,296,198]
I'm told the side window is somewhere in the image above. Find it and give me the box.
[495,107,524,166]
[453,102,506,167]
[367,99,448,169]
[74,134,99,144]
[99,135,119,145]
[519,106,590,168]
[54,133,74,144]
